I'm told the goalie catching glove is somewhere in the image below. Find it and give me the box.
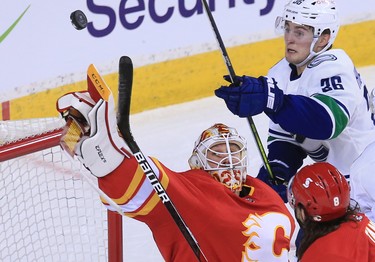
[56,82,130,178]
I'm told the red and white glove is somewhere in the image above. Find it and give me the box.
[76,93,130,177]
[56,91,95,157]
[56,91,95,124]
[57,91,130,177]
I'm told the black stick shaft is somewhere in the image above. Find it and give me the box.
[200,0,275,182]
[200,0,238,85]
[117,56,208,262]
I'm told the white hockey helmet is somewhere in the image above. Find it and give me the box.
[188,123,247,194]
[276,0,340,66]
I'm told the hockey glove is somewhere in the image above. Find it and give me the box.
[57,91,130,177]
[76,93,130,177]
[215,75,284,117]
[57,91,96,124]
[257,160,294,202]
[57,91,96,157]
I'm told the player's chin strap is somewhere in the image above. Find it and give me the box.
[295,37,331,67]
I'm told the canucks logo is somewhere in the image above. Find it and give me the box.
[308,54,337,68]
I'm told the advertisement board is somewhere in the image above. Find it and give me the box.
[1,1,374,119]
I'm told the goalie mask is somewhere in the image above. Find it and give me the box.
[188,123,247,194]
[275,0,340,66]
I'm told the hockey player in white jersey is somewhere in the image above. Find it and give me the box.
[215,0,375,208]
[350,91,375,222]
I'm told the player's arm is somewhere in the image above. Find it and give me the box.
[257,130,307,202]
[268,93,349,140]
[56,85,168,212]
[274,58,369,140]
[215,76,349,140]
[98,156,171,216]
[57,83,185,221]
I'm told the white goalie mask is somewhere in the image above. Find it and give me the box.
[188,123,247,194]
[275,0,340,66]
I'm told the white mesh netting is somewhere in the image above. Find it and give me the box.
[0,118,111,262]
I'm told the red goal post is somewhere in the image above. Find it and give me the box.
[0,117,123,262]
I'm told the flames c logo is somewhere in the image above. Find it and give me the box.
[241,213,292,261]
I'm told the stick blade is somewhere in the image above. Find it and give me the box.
[117,56,133,138]
[87,64,112,102]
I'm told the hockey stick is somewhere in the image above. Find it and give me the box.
[200,0,275,182]
[116,56,208,262]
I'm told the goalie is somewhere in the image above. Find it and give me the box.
[56,75,295,261]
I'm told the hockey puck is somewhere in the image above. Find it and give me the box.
[70,10,87,30]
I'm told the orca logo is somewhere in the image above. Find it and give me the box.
[307,54,337,68]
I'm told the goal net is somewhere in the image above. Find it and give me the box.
[0,117,123,262]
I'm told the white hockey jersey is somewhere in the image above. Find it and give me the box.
[266,49,375,176]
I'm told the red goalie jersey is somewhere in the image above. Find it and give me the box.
[98,156,295,261]
[55,66,295,261]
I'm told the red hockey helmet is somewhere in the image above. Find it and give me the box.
[287,162,350,222]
